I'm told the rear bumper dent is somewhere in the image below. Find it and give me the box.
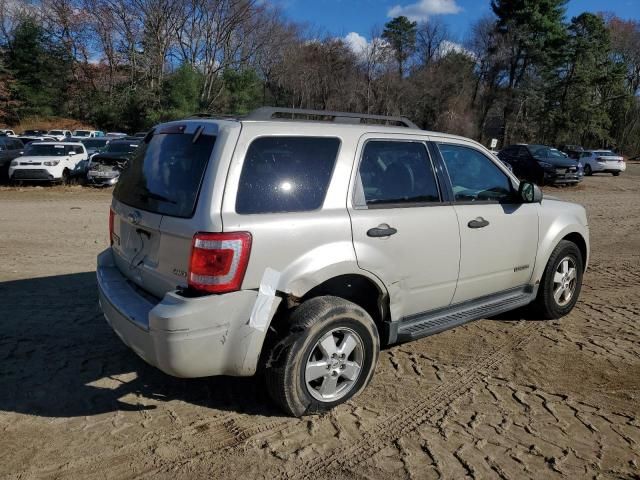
[97,249,266,378]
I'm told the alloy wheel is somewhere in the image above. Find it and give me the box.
[304,328,364,402]
[553,256,577,307]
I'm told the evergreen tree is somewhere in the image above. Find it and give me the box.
[382,16,417,77]
[6,19,73,119]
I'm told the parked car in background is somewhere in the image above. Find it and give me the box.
[579,150,626,176]
[72,130,105,138]
[488,150,513,172]
[22,129,47,136]
[0,136,24,180]
[97,107,590,416]
[47,129,72,141]
[560,145,584,160]
[80,138,110,157]
[498,144,582,185]
[106,132,127,139]
[133,132,147,138]
[17,135,56,145]
[0,129,17,137]
[9,141,88,184]
[86,138,140,186]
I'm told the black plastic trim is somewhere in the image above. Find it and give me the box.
[386,285,536,344]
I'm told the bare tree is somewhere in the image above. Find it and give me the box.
[415,18,449,67]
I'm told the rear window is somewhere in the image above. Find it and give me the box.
[235,136,340,214]
[113,131,216,218]
[107,141,139,154]
[82,139,108,147]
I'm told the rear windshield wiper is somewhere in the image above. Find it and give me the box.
[138,192,177,204]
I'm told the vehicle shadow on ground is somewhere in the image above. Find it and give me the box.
[0,272,282,418]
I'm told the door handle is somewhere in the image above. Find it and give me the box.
[468,217,490,229]
[367,224,398,238]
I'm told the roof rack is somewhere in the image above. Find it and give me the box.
[245,107,419,129]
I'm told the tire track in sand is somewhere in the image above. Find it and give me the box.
[279,320,540,480]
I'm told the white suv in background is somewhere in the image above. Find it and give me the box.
[47,129,72,141]
[72,130,105,138]
[579,150,626,176]
[98,107,589,416]
[9,142,88,183]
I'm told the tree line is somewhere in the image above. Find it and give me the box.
[0,0,638,154]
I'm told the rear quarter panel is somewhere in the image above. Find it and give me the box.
[221,122,379,296]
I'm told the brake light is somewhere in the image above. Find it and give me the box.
[108,208,114,246]
[188,232,252,294]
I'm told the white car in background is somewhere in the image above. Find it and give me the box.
[579,150,626,176]
[9,142,88,184]
[0,129,17,137]
[72,130,105,138]
[47,129,72,141]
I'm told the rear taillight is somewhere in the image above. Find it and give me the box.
[188,232,252,294]
[108,208,114,246]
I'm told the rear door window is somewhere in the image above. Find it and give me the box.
[114,129,216,218]
[235,137,340,214]
[356,140,440,207]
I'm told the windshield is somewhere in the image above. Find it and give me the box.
[74,131,91,137]
[82,139,108,148]
[48,130,64,135]
[106,142,139,154]
[25,144,73,156]
[114,130,216,218]
[529,145,564,159]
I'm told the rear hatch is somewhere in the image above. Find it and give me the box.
[110,122,219,298]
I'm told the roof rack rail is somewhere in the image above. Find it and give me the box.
[245,107,419,129]
[187,112,239,120]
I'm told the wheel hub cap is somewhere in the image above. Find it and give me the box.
[305,328,364,402]
[553,256,577,307]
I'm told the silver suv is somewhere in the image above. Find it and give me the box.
[97,108,589,416]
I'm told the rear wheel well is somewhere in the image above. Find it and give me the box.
[300,274,386,331]
[259,275,389,371]
[562,232,587,268]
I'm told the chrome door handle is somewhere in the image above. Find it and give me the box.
[468,217,489,229]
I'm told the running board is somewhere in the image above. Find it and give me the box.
[393,286,536,343]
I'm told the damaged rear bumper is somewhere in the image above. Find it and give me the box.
[97,248,273,377]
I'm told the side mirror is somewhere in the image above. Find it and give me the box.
[518,181,543,203]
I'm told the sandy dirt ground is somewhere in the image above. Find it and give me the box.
[1,167,639,479]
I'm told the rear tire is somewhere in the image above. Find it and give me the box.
[61,169,70,185]
[612,172,620,176]
[584,164,592,176]
[264,296,379,417]
[534,240,583,319]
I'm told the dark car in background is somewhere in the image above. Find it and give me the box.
[21,129,47,136]
[86,138,140,186]
[498,144,582,185]
[80,138,110,157]
[0,137,24,181]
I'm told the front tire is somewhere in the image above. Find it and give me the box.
[264,296,379,417]
[534,240,583,319]
[584,164,592,176]
[612,172,620,176]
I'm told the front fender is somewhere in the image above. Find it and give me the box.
[531,201,589,285]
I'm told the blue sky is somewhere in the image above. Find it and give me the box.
[281,0,640,44]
